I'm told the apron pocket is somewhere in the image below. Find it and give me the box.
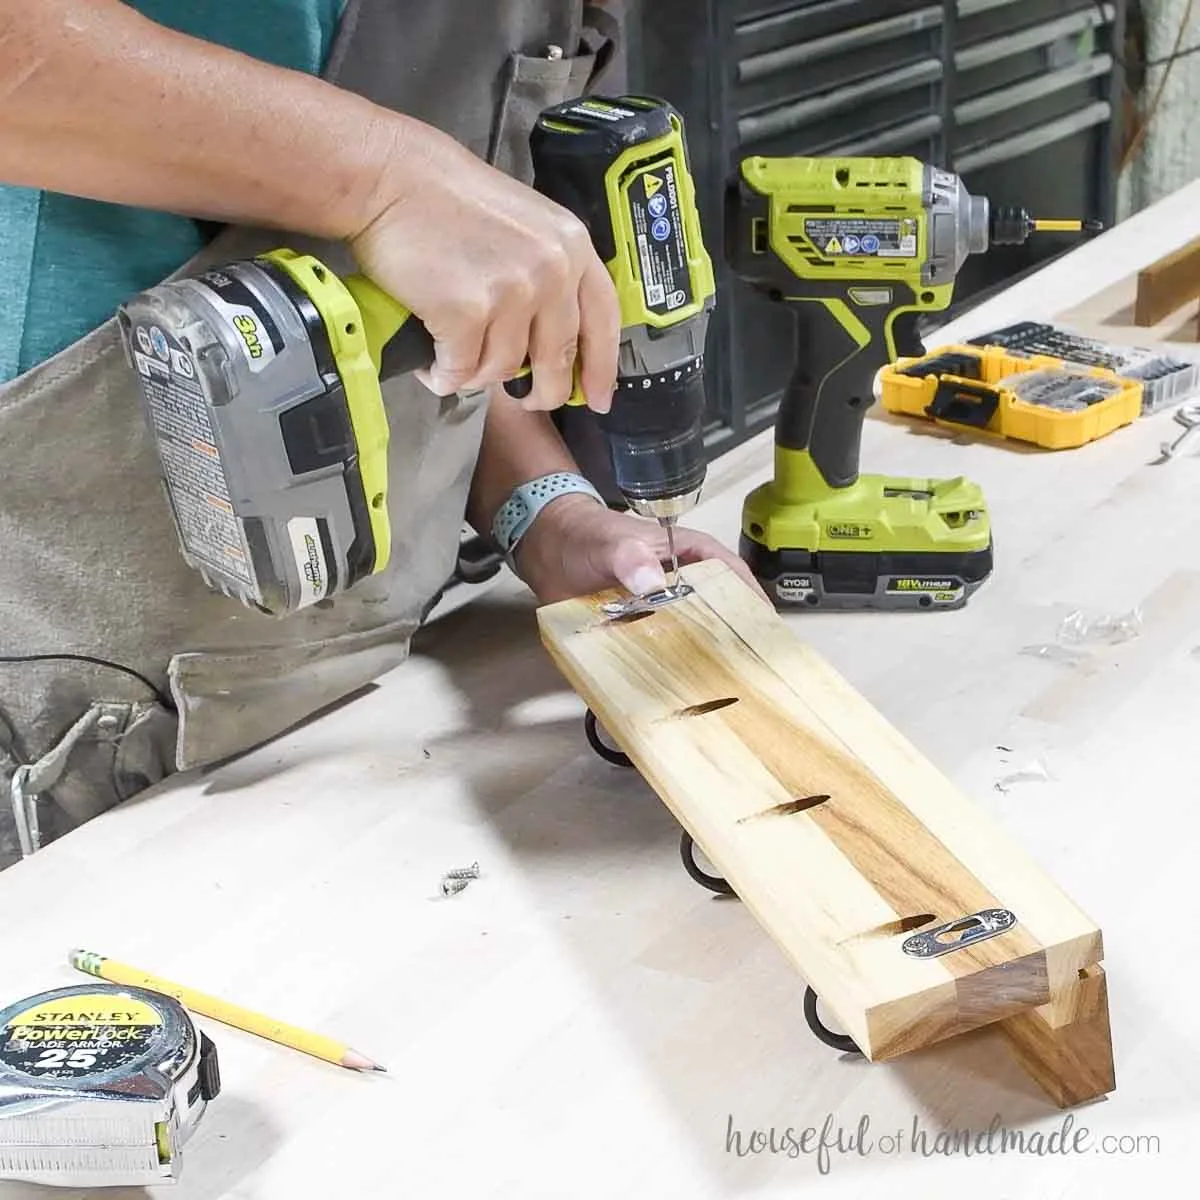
[487,50,596,181]
[169,624,416,771]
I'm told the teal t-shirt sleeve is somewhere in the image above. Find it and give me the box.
[0,187,45,384]
[12,198,207,381]
[132,0,343,74]
[0,0,344,383]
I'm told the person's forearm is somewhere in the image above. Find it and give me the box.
[0,0,401,238]
[466,393,591,543]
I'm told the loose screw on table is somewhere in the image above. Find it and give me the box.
[1161,403,1200,460]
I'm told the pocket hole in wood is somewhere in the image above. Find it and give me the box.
[679,696,740,717]
[607,610,656,626]
[737,793,829,822]
[850,912,937,940]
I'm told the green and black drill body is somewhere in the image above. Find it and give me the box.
[725,155,1094,611]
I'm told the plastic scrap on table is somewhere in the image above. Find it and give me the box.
[995,760,1051,793]
[1019,643,1090,667]
[1056,605,1143,646]
[1021,604,1143,664]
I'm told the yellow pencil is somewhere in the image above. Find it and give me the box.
[69,948,385,1073]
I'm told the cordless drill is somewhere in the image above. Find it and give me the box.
[529,96,715,570]
[117,95,715,615]
[726,156,1098,611]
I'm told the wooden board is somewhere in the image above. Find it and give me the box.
[537,560,1113,1102]
[1135,236,1200,329]
[1002,964,1116,1108]
[1056,272,1200,346]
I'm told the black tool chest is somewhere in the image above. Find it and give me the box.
[621,0,1126,454]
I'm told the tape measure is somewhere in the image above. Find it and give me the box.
[0,983,220,1188]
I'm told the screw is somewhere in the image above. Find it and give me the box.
[97,715,120,733]
[1161,403,1200,460]
[443,862,480,881]
[1162,423,1200,459]
[441,877,471,897]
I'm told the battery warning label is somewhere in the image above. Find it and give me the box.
[628,158,694,316]
[805,218,918,258]
[132,320,255,589]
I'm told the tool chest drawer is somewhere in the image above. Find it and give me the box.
[623,0,1124,455]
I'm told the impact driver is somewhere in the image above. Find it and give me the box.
[726,155,1099,611]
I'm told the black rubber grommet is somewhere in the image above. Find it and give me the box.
[679,831,736,895]
[803,987,861,1054]
[453,536,504,585]
[584,709,633,767]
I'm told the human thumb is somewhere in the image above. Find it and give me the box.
[610,538,668,597]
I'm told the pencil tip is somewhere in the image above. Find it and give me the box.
[342,1049,387,1073]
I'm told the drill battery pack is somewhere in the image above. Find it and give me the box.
[879,344,1143,450]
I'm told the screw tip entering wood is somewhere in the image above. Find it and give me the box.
[665,521,679,586]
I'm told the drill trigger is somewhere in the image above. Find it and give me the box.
[502,372,534,400]
[890,310,925,361]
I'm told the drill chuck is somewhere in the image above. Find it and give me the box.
[989,205,1037,246]
[599,366,707,520]
[989,205,1105,245]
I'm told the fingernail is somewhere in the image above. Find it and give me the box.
[628,564,666,595]
[589,384,615,413]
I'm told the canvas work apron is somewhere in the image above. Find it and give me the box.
[0,0,617,865]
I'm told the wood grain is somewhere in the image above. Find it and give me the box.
[1135,235,1200,328]
[537,560,1111,1093]
[1001,965,1116,1108]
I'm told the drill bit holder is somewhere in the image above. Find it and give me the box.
[883,343,1143,450]
[540,560,1115,1109]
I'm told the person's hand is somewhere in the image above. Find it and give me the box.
[513,494,770,604]
[348,121,620,413]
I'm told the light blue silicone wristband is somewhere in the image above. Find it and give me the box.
[491,472,605,563]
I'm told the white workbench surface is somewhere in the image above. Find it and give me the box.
[4,181,1200,1200]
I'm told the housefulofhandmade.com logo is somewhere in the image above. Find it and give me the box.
[724,1114,1160,1176]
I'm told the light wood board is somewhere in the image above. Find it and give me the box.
[1134,236,1200,329]
[538,559,1112,1099]
[1057,262,1200,346]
